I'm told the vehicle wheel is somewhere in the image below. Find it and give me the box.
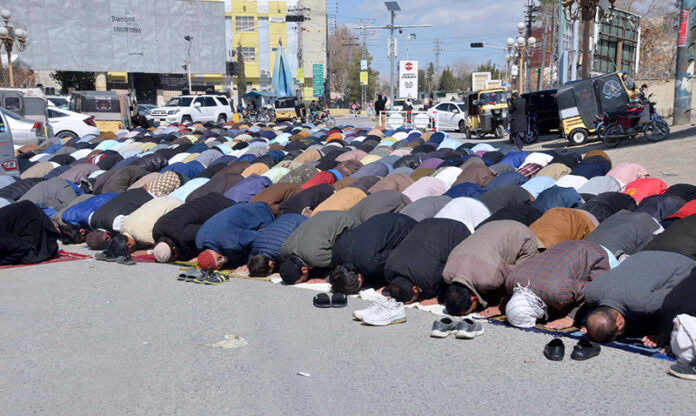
[600,124,623,148]
[495,125,506,138]
[181,115,192,124]
[458,120,466,133]
[567,128,589,146]
[217,114,227,124]
[465,127,472,140]
[523,130,537,144]
[56,130,77,140]
[644,120,670,142]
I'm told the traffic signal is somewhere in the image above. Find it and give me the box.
[470,42,484,48]
[226,62,239,76]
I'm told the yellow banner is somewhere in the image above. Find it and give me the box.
[296,68,305,83]
[360,71,368,86]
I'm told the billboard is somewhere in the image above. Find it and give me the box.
[6,0,226,74]
[398,60,418,99]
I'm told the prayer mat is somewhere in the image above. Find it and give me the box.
[484,314,674,361]
[0,250,91,270]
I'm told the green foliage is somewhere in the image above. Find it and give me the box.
[426,62,435,94]
[474,60,501,80]
[438,67,456,92]
[49,71,95,94]
[347,48,379,102]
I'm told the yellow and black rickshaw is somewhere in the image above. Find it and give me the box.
[69,90,137,133]
[274,96,301,122]
[464,88,510,139]
[556,71,640,145]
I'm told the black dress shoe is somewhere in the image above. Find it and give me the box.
[570,337,601,361]
[543,338,565,361]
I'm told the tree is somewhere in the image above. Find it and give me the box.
[328,25,361,100]
[425,62,435,94]
[452,59,474,91]
[347,49,379,102]
[417,68,426,94]
[438,67,456,92]
[235,44,247,97]
[50,71,95,93]
[474,60,501,80]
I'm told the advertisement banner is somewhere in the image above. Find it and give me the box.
[5,0,226,74]
[360,71,368,86]
[312,64,324,96]
[398,60,418,99]
[678,10,689,47]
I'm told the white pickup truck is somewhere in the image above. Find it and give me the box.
[148,95,234,125]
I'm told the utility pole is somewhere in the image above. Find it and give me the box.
[325,11,331,108]
[538,18,548,90]
[433,39,442,87]
[288,7,310,99]
[342,36,360,66]
[674,0,696,126]
[525,0,536,93]
[356,3,430,110]
[355,18,375,112]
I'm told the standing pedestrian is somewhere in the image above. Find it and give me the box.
[509,92,527,150]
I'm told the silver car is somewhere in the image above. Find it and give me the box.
[0,107,44,146]
[0,109,18,177]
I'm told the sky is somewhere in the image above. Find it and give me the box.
[333,0,527,80]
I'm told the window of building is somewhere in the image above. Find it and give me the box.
[235,16,255,32]
[241,47,256,62]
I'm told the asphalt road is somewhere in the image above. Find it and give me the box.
[2,117,696,415]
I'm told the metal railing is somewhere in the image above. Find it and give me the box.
[378,110,438,130]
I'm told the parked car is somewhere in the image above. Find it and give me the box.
[0,107,44,146]
[390,99,423,112]
[137,104,156,118]
[47,95,71,109]
[47,106,100,139]
[148,95,234,125]
[0,109,18,177]
[427,101,468,132]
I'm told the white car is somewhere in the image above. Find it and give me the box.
[148,95,234,125]
[427,101,468,132]
[0,107,45,146]
[47,95,71,109]
[47,106,100,139]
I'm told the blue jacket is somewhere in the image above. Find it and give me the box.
[224,174,272,203]
[195,202,275,266]
[62,193,117,229]
[249,214,307,262]
[532,185,583,213]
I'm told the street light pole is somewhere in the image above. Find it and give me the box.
[184,35,193,93]
[0,9,27,88]
[389,9,395,111]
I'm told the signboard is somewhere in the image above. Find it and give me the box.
[312,64,324,96]
[388,38,397,58]
[360,71,368,86]
[6,0,226,74]
[678,10,689,47]
[360,59,368,71]
[296,68,304,83]
[398,60,418,99]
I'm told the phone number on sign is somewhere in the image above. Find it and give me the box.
[113,27,142,33]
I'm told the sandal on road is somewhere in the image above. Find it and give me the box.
[313,293,348,308]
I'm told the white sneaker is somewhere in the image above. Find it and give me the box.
[352,297,386,321]
[362,298,407,326]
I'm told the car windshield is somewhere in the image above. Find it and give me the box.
[166,97,193,107]
[623,74,636,91]
[478,92,506,104]
[394,100,405,106]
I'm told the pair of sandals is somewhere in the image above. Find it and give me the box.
[95,251,136,265]
[544,337,601,361]
[177,268,229,285]
[313,292,348,308]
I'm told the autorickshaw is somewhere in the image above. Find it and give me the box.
[69,90,137,133]
[0,88,52,137]
[522,88,560,143]
[464,88,509,139]
[556,71,639,145]
[274,96,300,122]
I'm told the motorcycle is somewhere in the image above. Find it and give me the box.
[596,96,670,148]
[309,110,336,127]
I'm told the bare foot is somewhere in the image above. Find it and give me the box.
[376,286,386,294]
[642,333,664,348]
[130,249,149,257]
[189,257,198,264]
[234,265,249,273]
[580,327,588,334]
[478,305,502,318]
[419,297,439,306]
[544,317,575,330]
[304,278,327,284]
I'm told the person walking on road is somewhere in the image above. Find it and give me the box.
[510,92,527,150]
